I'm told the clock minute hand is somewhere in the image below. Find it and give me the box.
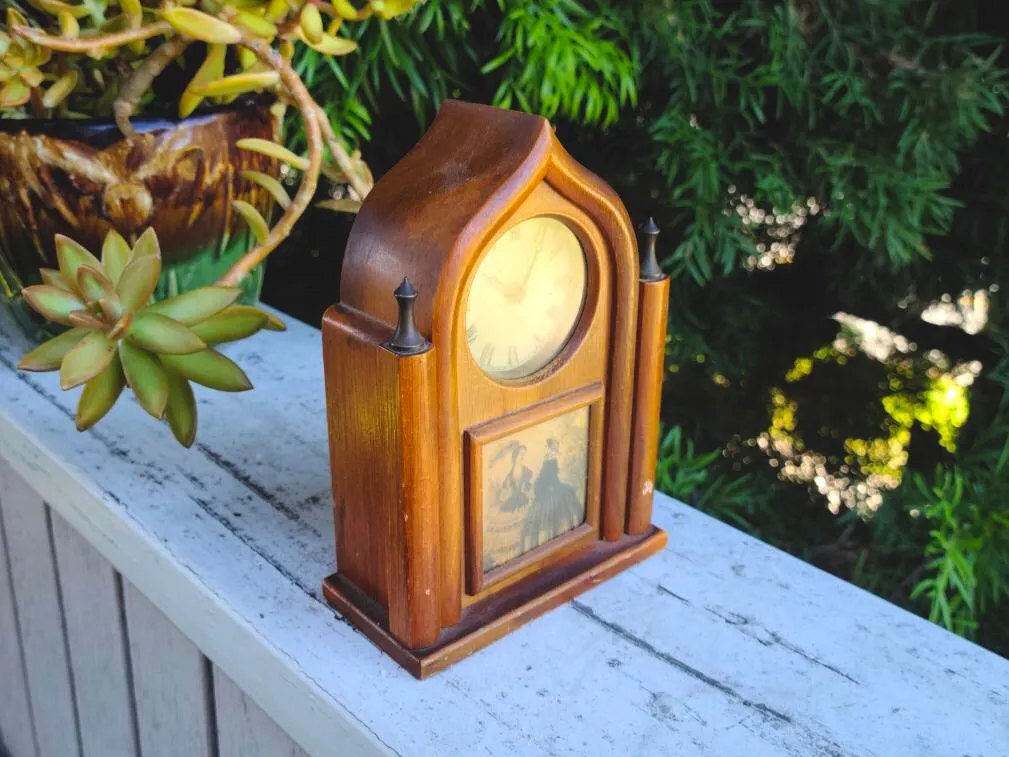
[519,228,549,291]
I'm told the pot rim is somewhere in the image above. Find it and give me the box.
[0,96,269,140]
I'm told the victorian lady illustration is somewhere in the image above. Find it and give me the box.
[520,438,584,553]
[496,442,534,513]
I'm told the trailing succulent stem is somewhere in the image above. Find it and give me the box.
[114,36,192,138]
[17,228,285,447]
[4,1,416,286]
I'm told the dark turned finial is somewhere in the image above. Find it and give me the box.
[386,277,429,355]
[639,217,664,281]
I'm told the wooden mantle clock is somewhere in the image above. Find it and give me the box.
[322,100,670,678]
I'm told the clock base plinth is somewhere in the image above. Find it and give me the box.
[322,526,667,679]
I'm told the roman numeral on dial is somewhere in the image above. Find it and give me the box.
[480,344,495,367]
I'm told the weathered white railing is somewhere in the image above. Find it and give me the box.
[0,305,1006,757]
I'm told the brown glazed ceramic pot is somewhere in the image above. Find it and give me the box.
[0,102,279,340]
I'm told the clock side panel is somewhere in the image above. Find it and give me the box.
[321,304,441,648]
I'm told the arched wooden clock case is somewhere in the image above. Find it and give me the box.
[322,101,670,678]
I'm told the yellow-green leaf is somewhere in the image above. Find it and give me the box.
[236,138,309,171]
[67,309,106,331]
[232,200,270,244]
[39,268,71,290]
[25,0,91,19]
[235,10,277,38]
[262,310,286,331]
[18,327,88,372]
[130,227,161,261]
[179,43,226,118]
[240,170,291,210]
[19,68,45,88]
[55,234,102,296]
[7,8,29,28]
[300,4,324,43]
[101,229,131,286]
[119,0,143,23]
[192,70,280,98]
[189,306,268,344]
[21,285,86,325]
[316,198,362,214]
[77,265,115,304]
[295,28,358,56]
[161,7,242,44]
[265,0,290,22]
[0,77,29,108]
[164,369,197,448]
[42,69,78,109]
[76,354,126,431]
[238,47,258,72]
[116,255,161,313]
[99,296,124,323]
[128,313,206,355]
[120,340,169,419]
[145,286,240,325]
[159,350,252,392]
[371,0,416,20]
[60,331,116,390]
[57,10,79,39]
[331,0,364,20]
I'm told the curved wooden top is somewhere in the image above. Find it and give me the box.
[340,101,560,334]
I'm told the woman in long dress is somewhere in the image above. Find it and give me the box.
[498,443,533,513]
[520,438,584,553]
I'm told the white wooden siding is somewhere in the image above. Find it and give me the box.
[0,462,82,757]
[0,481,37,757]
[51,511,139,757]
[124,580,216,757]
[214,668,311,757]
[0,461,309,757]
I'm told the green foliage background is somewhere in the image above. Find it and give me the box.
[288,0,1009,656]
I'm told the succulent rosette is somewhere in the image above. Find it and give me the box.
[17,228,285,447]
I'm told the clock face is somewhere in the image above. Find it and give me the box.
[465,216,588,379]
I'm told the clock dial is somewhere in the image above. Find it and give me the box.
[465,216,587,379]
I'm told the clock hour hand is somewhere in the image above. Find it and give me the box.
[484,272,523,303]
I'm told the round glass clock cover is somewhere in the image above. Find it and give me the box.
[465,216,588,379]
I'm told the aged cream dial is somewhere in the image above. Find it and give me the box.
[465,216,587,379]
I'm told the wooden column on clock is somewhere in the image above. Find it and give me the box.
[322,100,668,678]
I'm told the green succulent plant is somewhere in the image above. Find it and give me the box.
[17,228,285,447]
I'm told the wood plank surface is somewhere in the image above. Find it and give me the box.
[1,305,1006,757]
[51,511,139,757]
[214,667,311,757]
[0,481,38,757]
[123,581,215,757]
[0,461,81,757]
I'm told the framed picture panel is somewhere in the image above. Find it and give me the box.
[465,383,604,595]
